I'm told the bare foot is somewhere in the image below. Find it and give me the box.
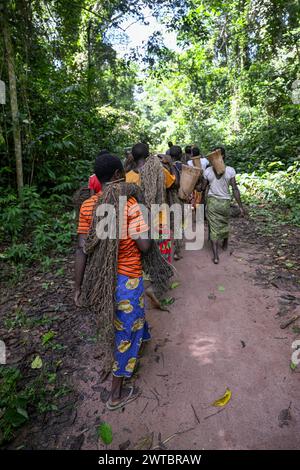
[222,239,228,251]
[145,287,169,311]
[107,386,141,410]
[99,369,111,383]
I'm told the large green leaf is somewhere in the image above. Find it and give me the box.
[97,422,113,445]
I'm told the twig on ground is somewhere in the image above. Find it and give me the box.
[204,408,226,420]
[141,402,149,414]
[191,403,200,424]
[152,426,196,450]
[280,315,300,329]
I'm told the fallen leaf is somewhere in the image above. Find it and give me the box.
[290,362,297,371]
[218,285,225,292]
[285,262,295,269]
[133,432,154,450]
[278,404,292,428]
[161,297,175,306]
[31,355,43,369]
[170,282,180,289]
[119,440,131,450]
[97,422,113,445]
[212,387,232,407]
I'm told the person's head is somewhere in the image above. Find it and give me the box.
[132,142,150,162]
[169,145,182,161]
[168,141,173,148]
[185,145,192,156]
[192,146,201,157]
[98,148,109,156]
[212,146,226,160]
[94,153,124,184]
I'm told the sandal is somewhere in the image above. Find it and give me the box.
[106,386,141,411]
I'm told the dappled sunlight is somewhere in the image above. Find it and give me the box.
[188,335,220,365]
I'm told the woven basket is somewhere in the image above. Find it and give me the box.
[207,149,225,175]
[191,156,201,168]
[178,164,201,200]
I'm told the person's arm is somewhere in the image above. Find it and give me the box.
[194,175,205,192]
[201,178,209,193]
[128,200,152,254]
[74,234,87,306]
[230,177,245,217]
[168,163,179,188]
[135,237,151,253]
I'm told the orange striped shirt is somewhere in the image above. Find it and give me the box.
[77,194,149,278]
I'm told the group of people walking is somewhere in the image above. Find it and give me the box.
[74,142,245,410]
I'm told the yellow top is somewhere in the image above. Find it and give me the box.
[125,170,141,185]
[125,168,175,226]
[126,168,175,188]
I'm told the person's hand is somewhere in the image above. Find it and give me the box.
[74,288,81,307]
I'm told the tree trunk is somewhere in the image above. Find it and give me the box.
[2,14,24,196]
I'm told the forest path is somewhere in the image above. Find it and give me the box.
[4,220,300,450]
[68,228,300,450]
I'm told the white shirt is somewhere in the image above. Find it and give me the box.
[204,166,236,200]
[187,157,209,170]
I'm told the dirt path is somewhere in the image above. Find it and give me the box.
[3,221,300,450]
[62,231,300,450]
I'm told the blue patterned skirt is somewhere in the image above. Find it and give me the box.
[112,274,151,378]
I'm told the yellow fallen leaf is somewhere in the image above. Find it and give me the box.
[133,432,154,450]
[212,387,232,407]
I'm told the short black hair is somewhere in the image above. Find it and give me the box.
[192,146,201,157]
[132,142,149,162]
[185,145,192,155]
[169,145,182,160]
[212,146,226,158]
[98,149,109,156]
[94,153,124,183]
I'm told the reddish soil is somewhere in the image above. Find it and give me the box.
[2,216,300,450]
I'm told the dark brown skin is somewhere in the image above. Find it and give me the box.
[74,233,87,307]
[133,154,179,300]
[74,167,151,406]
[202,170,245,264]
[74,168,151,306]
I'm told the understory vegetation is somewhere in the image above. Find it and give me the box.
[0,0,299,446]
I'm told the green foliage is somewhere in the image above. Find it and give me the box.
[0,185,75,269]
[0,0,299,272]
[97,422,113,446]
[0,364,71,445]
[41,331,56,346]
[237,161,300,226]
[138,0,300,171]
[0,368,28,443]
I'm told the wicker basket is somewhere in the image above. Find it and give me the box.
[191,156,201,168]
[207,149,225,175]
[178,164,201,200]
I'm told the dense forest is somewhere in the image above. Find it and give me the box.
[0,0,300,449]
[1,0,300,271]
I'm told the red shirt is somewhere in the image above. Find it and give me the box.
[88,174,101,193]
